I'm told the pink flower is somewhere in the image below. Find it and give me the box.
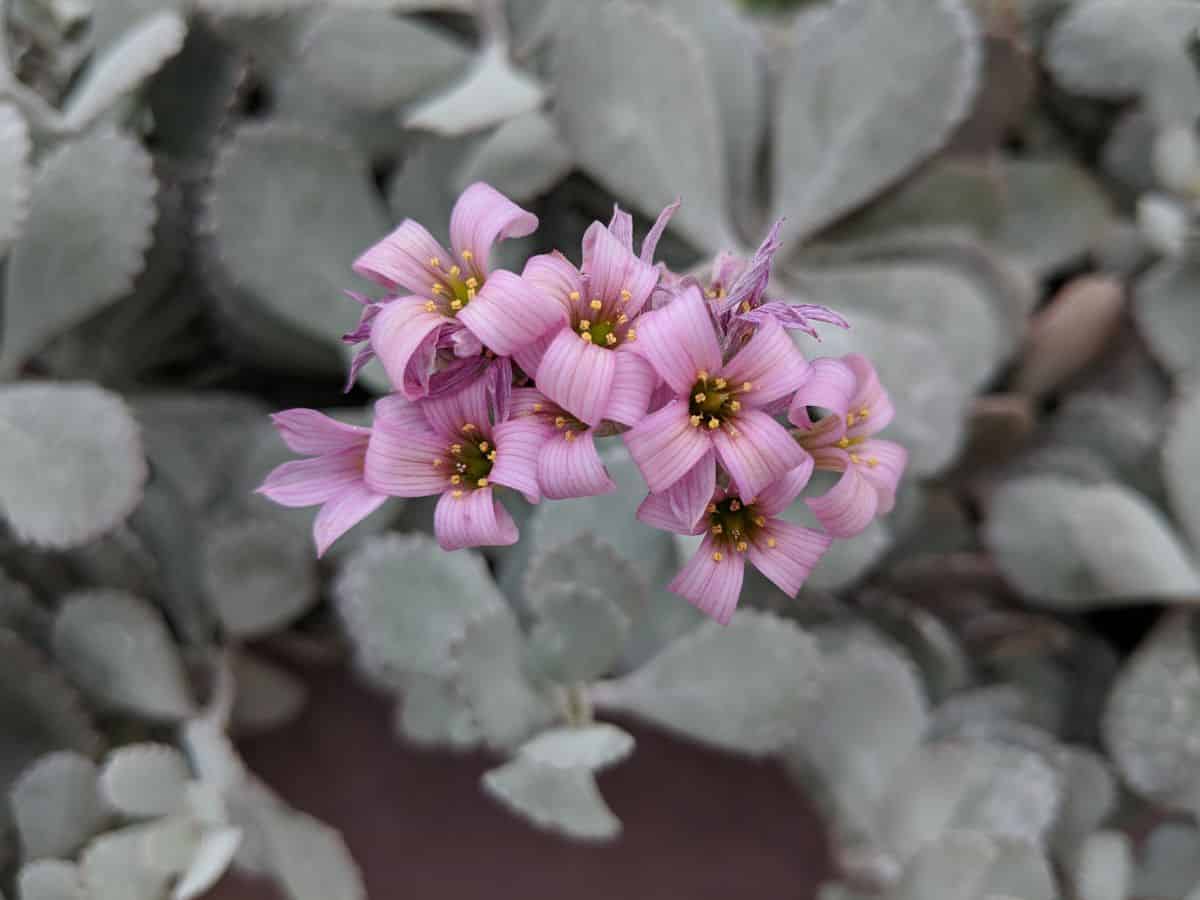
[521,205,676,429]
[257,410,388,557]
[508,388,616,500]
[362,376,543,551]
[624,285,811,531]
[639,463,831,625]
[788,354,908,537]
[348,182,563,398]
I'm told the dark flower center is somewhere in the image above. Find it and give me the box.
[443,423,495,493]
[427,253,482,317]
[706,497,770,558]
[688,371,752,431]
[571,289,637,349]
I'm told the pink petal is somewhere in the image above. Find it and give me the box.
[270,409,369,456]
[623,399,713,494]
[353,220,450,295]
[418,375,493,440]
[721,319,811,408]
[363,395,451,497]
[523,252,585,320]
[855,439,908,516]
[537,429,615,500]
[632,285,722,394]
[509,387,553,419]
[712,409,807,503]
[845,353,895,437]
[457,269,565,357]
[805,457,879,538]
[787,357,857,431]
[512,327,559,379]
[669,534,745,626]
[433,487,519,551]
[581,221,660,315]
[370,297,449,400]
[535,328,616,427]
[449,182,538,279]
[635,451,715,534]
[605,349,657,427]
[491,418,547,502]
[450,326,483,358]
[717,219,782,315]
[608,204,635,252]
[258,449,366,507]
[640,200,680,264]
[313,484,388,557]
[748,520,831,597]
[753,456,816,518]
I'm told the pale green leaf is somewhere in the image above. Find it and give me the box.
[1136,256,1200,378]
[394,674,480,751]
[453,111,572,203]
[406,43,544,137]
[172,827,242,900]
[0,383,147,549]
[259,808,366,900]
[482,759,620,843]
[98,743,190,819]
[1132,822,1200,899]
[53,590,194,720]
[1072,830,1132,900]
[17,860,86,900]
[231,652,308,736]
[79,825,170,900]
[890,831,997,900]
[2,129,157,374]
[978,839,1057,900]
[526,582,630,684]
[1048,747,1117,864]
[772,0,979,250]
[518,724,635,773]
[0,103,31,255]
[10,753,103,861]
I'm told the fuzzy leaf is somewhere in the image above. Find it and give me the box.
[205,125,390,362]
[259,808,366,900]
[454,111,572,203]
[395,674,480,750]
[1104,615,1200,809]
[591,610,822,756]
[978,839,1058,900]
[231,652,308,736]
[202,518,319,639]
[336,534,506,682]
[17,860,86,900]
[984,477,1200,609]
[554,1,734,252]
[772,0,979,250]
[518,724,635,773]
[10,753,103,861]
[98,743,190,819]
[453,610,554,751]
[1137,257,1200,379]
[1073,830,1132,900]
[62,11,187,130]
[172,827,242,900]
[0,383,147,549]
[406,43,544,137]
[891,830,997,900]
[1049,747,1118,863]
[1,129,157,374]
[482,759,620,843]
[299,9,466,112]
[1132,822,1200,899]
[527,583,630,684]
[1165,385,1200,554]
[53,590,194,720]
[0,103,31,255]
[79,826,169,900]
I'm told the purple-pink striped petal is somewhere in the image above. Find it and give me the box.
[608,204,635,252]
[805,455,878,538]
[718,219,782,316]
[369,297,448,400]
[669,535,746,626]
[433,487,519,551]
[788,357,858,430]
[419,375,493,440]
[632,285,722,395]
[721,319,811,408]
[605,349,657,427]
[457,269,565,357]
[363,395,451,497]
[748,520,831,597]
[270,409,369,456]
[581,221,660,315]
[508,387,551,419]
[845,354,895,438]
[353,220,450,295]
[740,301,850,340]
[535,329,616,427]
[537,430,615,500]
[312,483,388,558]
[257,449,366,507]
[449,182,538,279]
[623,399,713,494]
[640,200,680,265]
[753,457,815,519]
[490,418,546,502]
[712,410,807,503]
[855,439,907,515]
[523,252,585,320]
[635,450,715,534]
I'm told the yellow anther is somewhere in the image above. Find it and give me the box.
[450,443,463,454]
[728,400,741,412]
[477,477,489,487]
[589,299,603,311]
[532,403,543,412]
[488,450,497,461]
[448,265,461,278]
[712,551,723,562]
[711,524,723,535]
[465,277,479,289]
[554,416,567,429]
[867,456,879,468]
[736,541,748,552]
[708,418,720,429]
[605,333,618,346]
[767,537,777,548]
[741,382,752,392]
[617,313,629,324]
[565,431,576,442]
[850,453,862,465]
[706,289,717,299]
[713,378,727,390]
[625,329,637,342]
[479,441,490,452]
[452,489,464,498]
[690,414,703,427]
[581,331,594,343]
[694,393,707,403]
[729,500,741,511]
[450,299,463,311]
[432,458,442,467]
[620,289,632,301]
[837,437,851,449]
[424,301,436,312]
[846,413,857,426]
[568,291,581,301]
[466,288,476,301]
[859,407,869,418]
[697,370,709,380]
[462,423,477,433]
[754,515,766,527]
[429,256,442,268]
[579,319,591,330]
[460,249,473,260]
[707,503,718,514]
[431,283,445,294]
[450,474,461,484]
[740,301,751,314]
[726,425,738,437]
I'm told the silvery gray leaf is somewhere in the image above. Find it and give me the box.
[172,827,242,900]
[1132,822,1200,899]
[977,839,1057,900]
[98,743,190,819]
[518,724,635,773]
[79,825,170,900]
[1048,746,1117,864]
[61,11,187,131]
[335,533,506,683]
[231,652,308,737]
[0,568,48,648]
[772,0,980,251]
[526,582,631,684]
[554,1,736,252]
[453,111,573,204]
[16,860,85,900]
[1072,830,1132,900]
[0,103,31,255]
[481,758,620,843]
[258,807,366,900]
[1165,384,1200,553]
[590,610,822,756]
[1136,256,1200,379]
[406,43,545,138]
[298,9,466,112]
[52,590,194,721]
[889,830,997,900]
[524,532,646,627]
[0,383,148,549]
[202,517,319,639]
[10,753,103,861]
[1,129,157,375]
[395,673,480,751]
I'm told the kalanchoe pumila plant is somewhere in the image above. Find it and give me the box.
[259,182,908,624]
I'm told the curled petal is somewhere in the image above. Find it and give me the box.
[353,219,450,295]
[523,252,585,320]
[608,204,635,252]
[313,484,388,557]
[512,327,558,379]
[635,451,715,534]
[623,399,713,494]
[605,349,657,427]
[490,418,547,502]
[669,534,746,626]
[633,285,722,394]
[788,356,858,431]
[457,270,565,357]
[740,301,850,340]
[537,429,615,500]
[753,456,815,519]
[370,297,448,400]
[581,221,660,314]
[419,375,493,440]
[509,387,553,419]
[855,439,907,516]
[535,329,616,427]
[712,410,807,503]
[748,520,831,597]
[258,449,366,507]
[721,319,811,408]
[270,409,369,456]
[640,199,680,264]
[449,182,538,278]
[450,326,483,358]
[806,456,879,538]
[718,219,782,316]
[845,354,895,438]
[487,355,513,423]
[433,487,519,551]
[363,395,451,497]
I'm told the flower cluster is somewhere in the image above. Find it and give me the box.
[258,184,907,624]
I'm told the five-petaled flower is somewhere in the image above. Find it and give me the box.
[507,388,616,500]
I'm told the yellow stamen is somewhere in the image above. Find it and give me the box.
[431,283,445,294]
[479,441,490,452]
[706,289,717,299]
[620,289,632,302]
[713,377,727,389]
[867,456,879,468]
[740,301,751,313]
[450,299,463,311]
[706,503,718,514]
[837,437,851,449]
[741,382,752,392]
[465,277,479,289]
[753,515,766,527]
[712,551,723,562]
[850,453,862,465]
[697,370,709,380]
[424,301,436,312]
[605,333,618,346]
[736,541,748,552]
[579,319,591,330]
[565,431,576,442]
[532,403,543,412]
[488,450,497,461]
[625,329,637,342]
[767,537,777,548]
[568,291,581,302]
[432,459,442,467]
[429,256,441,269]
[450,443,462,454]
[859,407,870,418]
[708,418,720,429]
[711,524,723,535]
[617,313,629,324]
[462,423,477,433]
[730,500,741,511]
[589,299,603,311]
[448,265,461,278]
[846,413,857,426]
[581,331,593,343]
[477,478,489,488]
[452,489,464,498]
[554,416,567,429]
[460,249,473,261]
[728,400,741,412]
[694,393,707,403]
[450,474,461,484]
[690,414,703,427]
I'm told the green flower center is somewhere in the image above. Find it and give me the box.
[443,423,494,492]
[427,253,482,316]
[707,497,770,559]
[687,371,753,431]
[571,290,637,348]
